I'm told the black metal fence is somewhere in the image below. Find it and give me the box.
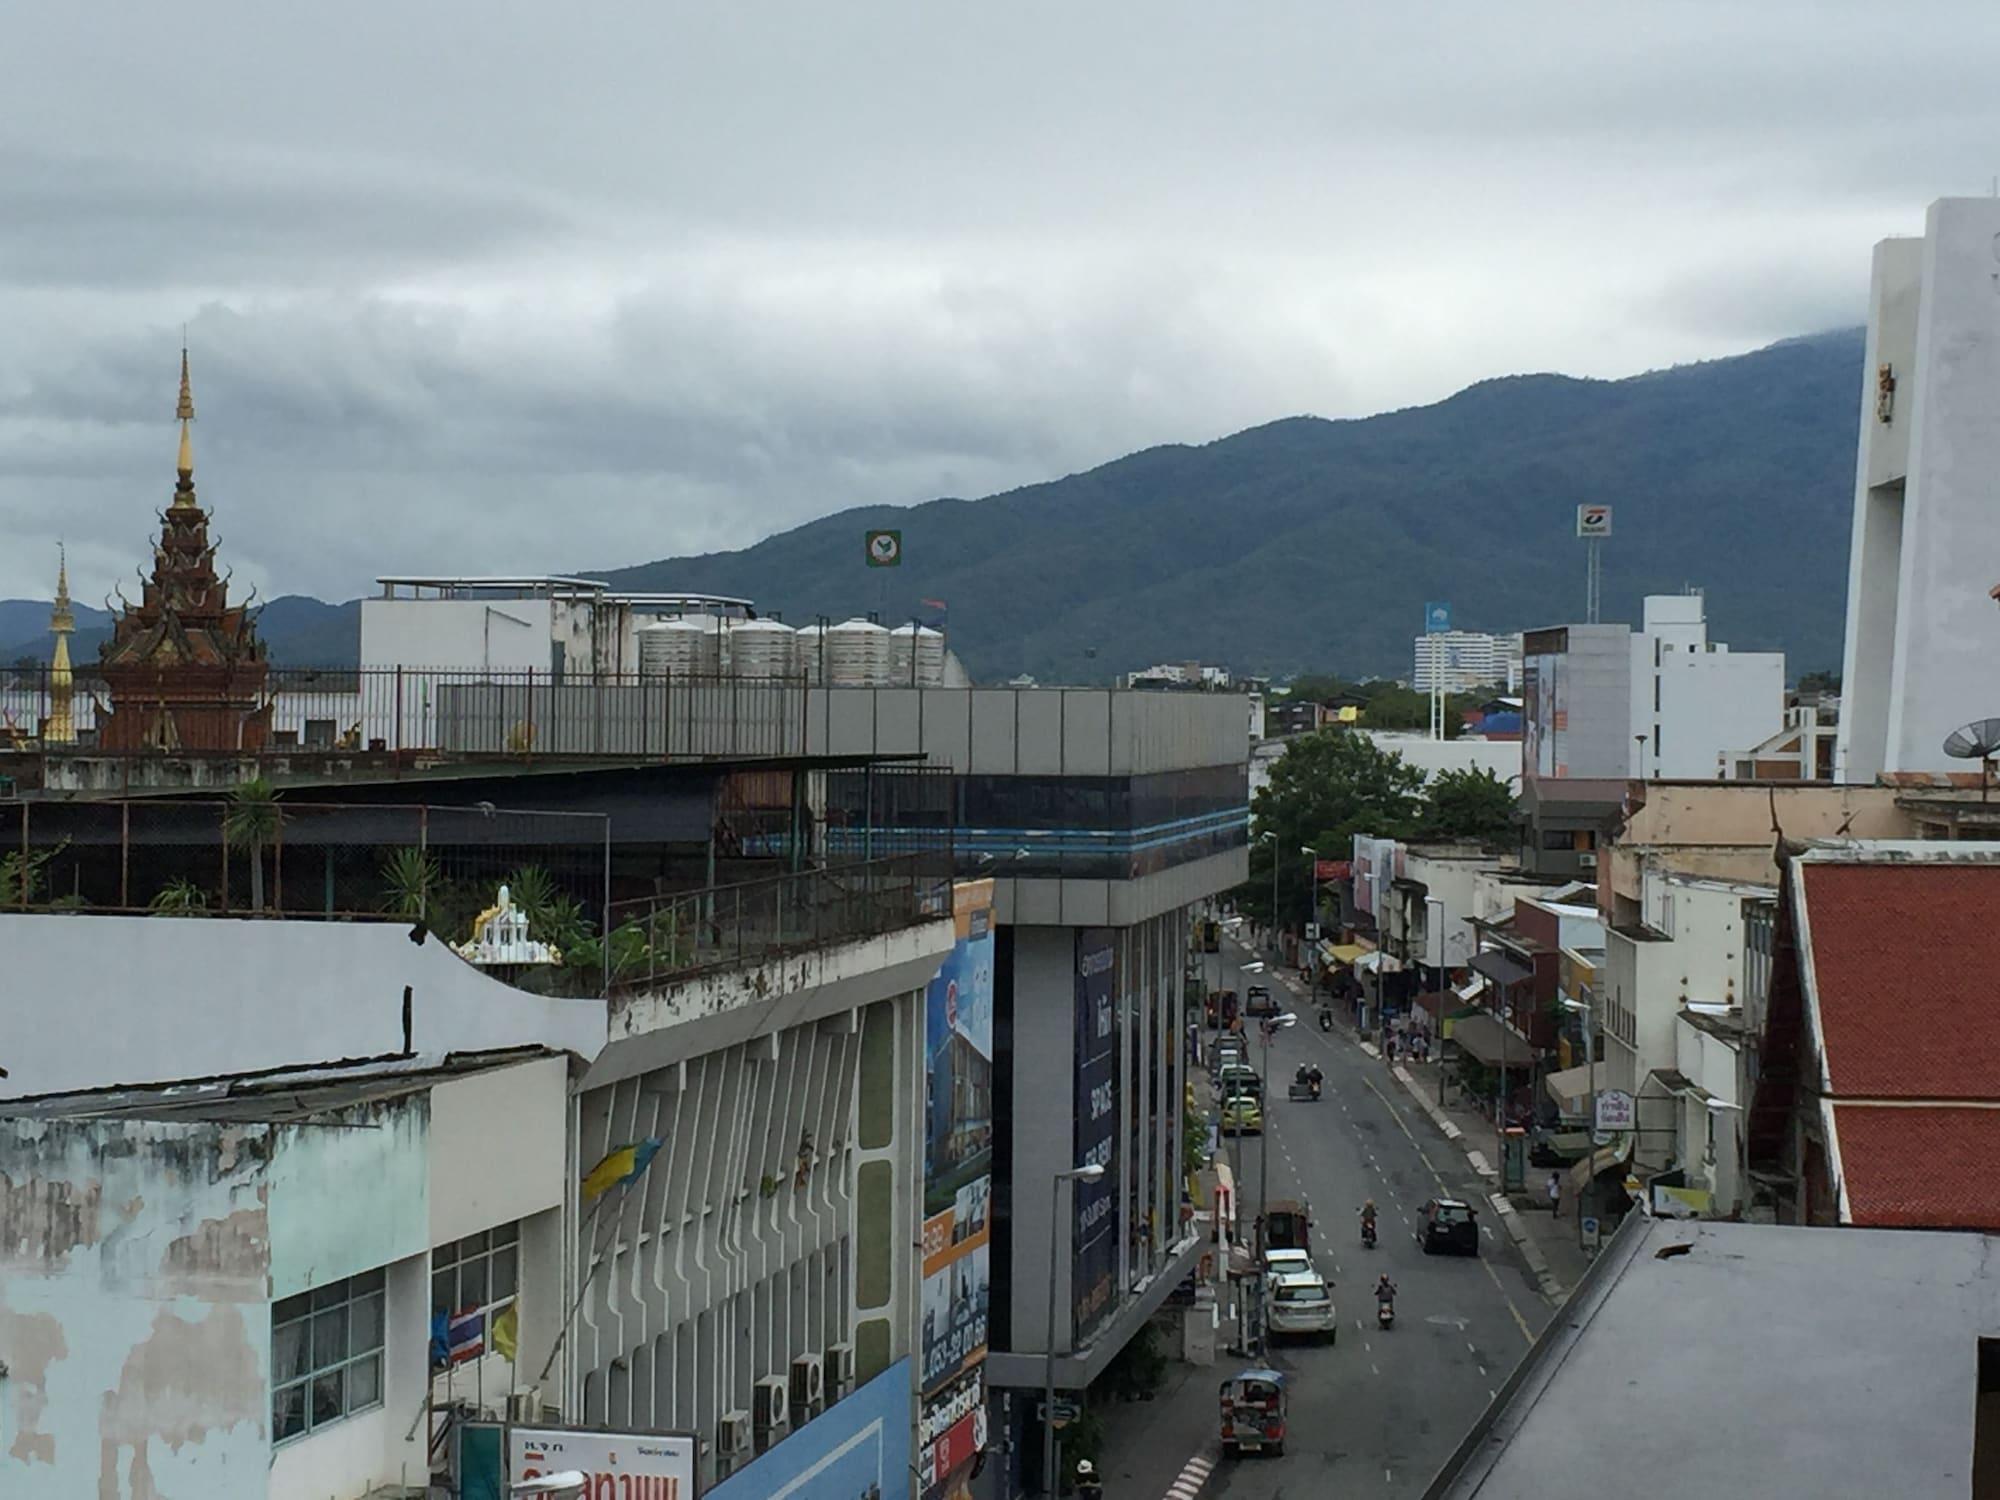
[0,665,809,761]
[601,853,954,992]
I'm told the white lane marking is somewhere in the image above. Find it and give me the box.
[1466,1341,1476,1352]
[1372,1362,1381,1375]
[1478,1363,1488,1376]
[1164,1451,1214,1500]
[1488,1388,1497,1400]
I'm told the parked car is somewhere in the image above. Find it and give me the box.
[1263,1198,1312,1252]
[1262,1247,1313,1280]
[1217,1064,1263,1099]
[1266,1270,1338,1342]
[1417,1197,1481,1256]
[1220,1094,1264,1135]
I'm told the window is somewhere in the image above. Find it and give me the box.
[273,1269,386,1444]
[431,1222,520,1363]
[1541,829,1573,851]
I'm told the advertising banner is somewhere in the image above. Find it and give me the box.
[708,1359,913,1500]
[922,882,995,1397]
[919,1365,988,1500]
[1073,929,1120,1340]
[509,1426,696,1499]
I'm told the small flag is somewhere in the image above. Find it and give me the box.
[447,1307,485,1364]
[491,1300,520,1363]
[583,1137,664,1202]
[865,529,903,567]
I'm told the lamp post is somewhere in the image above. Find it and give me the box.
[1045,1162,1107,1497]
[1425,895,1446,1105]
[1260,831,1278,954]
[1299,846,1317,982]
[1254,1008,1296,1356]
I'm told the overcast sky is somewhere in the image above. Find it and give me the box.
[2,1,1993,606]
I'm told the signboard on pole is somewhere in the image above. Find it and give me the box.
[865,528,904,566]
[1594,1089,1635,1134]
[1424,601,1451,634]
[510,1426,696,1497]
[1576,504,1612,538]
[1580,1214,1602,1250]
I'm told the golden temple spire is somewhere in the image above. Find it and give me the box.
[171,345,198,509]
[46,543,76,744]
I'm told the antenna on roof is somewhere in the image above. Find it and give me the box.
[1942,718,2000,804]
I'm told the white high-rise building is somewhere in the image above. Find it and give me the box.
[1413,631,1521,693]
[1838,198,2000,781]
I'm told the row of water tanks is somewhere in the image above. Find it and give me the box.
[636,616,947,686]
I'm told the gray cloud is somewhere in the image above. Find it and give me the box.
[1,0,1994,605]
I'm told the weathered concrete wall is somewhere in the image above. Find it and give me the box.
[267,1097,429,1300]
[0,1119,275,1499]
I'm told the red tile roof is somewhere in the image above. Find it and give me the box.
[1831,1105,2000,1229]
[1801,863,2000,1100]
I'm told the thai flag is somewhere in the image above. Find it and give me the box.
[920,598,948,628]
[447,1308,485,1364]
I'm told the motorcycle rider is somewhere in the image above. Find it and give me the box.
[1075,1458,1105,1499]
[1360,1199,1378,1245]
[1375,1273,1398,1312]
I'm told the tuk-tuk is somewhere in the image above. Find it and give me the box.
[1263,1198,1311,1253]
[1219,1368,1287,1457]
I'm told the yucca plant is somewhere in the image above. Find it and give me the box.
[378,846,441,920]
[149,878,211,916]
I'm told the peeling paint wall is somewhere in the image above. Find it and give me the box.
[0,1119,275,1500]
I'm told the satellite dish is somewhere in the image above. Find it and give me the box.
[1943,719,2000,759]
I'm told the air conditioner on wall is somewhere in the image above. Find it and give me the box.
[826,1341,856,1401]
[790,1353,825,1424]
[717,1411,753,1477]
[506,1389,541,1423]
[1578,852,1598,868]
[753,1376,791,1452]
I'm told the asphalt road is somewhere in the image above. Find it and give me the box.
[1198,943,1552,1498]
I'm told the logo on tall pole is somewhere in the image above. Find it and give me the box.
[1576,505,1611,622]
[866,529,904,567]
[1423,603,1450,741]
[1424,601,1451,634]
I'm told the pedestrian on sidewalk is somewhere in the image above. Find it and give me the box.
[1547,1171,1563,1217]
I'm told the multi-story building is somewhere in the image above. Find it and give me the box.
[1522,594,1785,785]
[1412,630,1522,694]
[1838,197,2000,783]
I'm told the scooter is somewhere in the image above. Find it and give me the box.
[1377,1299,1395,1331]
[1361,1218,1377,1249]
[1317,1007,1333,1033]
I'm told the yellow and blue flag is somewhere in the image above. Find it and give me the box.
[583,1137,664,1202]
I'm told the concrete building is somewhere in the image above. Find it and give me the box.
[1412,631,1522,694]
[1427,1218,2000,1500]
[1838,198,2000,784]
[1522,594,1785,784]
[1354,730,1522,787]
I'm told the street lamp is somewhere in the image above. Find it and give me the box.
[1425,895,1446,1105]
[1299,846,1317,981]
[1254,1011,1297,1355]
[1044,1162,1108,1497]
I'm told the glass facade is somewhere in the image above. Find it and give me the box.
[953,767,1247,879]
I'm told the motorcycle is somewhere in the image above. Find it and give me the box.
[1361,1217,1377,1249]
[1377,1299,1395,1331]
[1309,1075,1323,1100]
[1317,1006,1334,1032]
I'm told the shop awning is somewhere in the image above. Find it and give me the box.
[1470,949,1533,988]
[1449,1012,1536,1068]
[1567,1134,1634,1192]
[1355,951,1404,975]
[1321,942,1366,965]
[1455,976,1488,1003]
[1544,1063,1608,1117]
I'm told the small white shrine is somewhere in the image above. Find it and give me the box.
[454,884,562,966]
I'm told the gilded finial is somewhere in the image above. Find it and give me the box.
[50,543,74,635]
[171,345,198,509]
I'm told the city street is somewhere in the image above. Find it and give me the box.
[1124,942,1555,1498]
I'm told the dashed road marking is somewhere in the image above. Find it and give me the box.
[1164,1451,1214,1500]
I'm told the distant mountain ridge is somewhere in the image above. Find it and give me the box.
[4,330,1866,682]
[594,329,1866,682]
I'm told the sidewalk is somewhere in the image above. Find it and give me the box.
[1091,1356,1222,1500]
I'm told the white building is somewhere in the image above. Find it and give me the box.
[1523,593,1785,782]
[1123,661,1231,690]
[1412,631,1522,693]
[1838,197,2000,783]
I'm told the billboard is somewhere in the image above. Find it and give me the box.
[1576,504,1612,538]
[919,1365,988,1500]
[1424,601,1451,634]
[708,1359,913,1500]
[509,1427,696,1499]
[922,882,995,1397]
[1072,929,1120,1340]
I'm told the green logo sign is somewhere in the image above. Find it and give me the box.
[866,529,903,567]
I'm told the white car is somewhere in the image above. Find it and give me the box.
[1263,1248,1313,1280]
[1266,1269,1338,1342]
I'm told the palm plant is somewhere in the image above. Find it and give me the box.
[222,778,283,913]
[379,846,441,920]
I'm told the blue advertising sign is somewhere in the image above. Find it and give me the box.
[1072,929,1120,1341]
[1425,601,1451,634]
[708,1359,913,1500]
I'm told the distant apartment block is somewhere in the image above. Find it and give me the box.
[1412,630,1522,693]
[1122,661,1232,690]
[1522,593,1784,782]
[1838,198,2000,782]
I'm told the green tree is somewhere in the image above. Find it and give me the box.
[223,777,283,913]
[1237,730,1426,930]
[1420,767,1519,846]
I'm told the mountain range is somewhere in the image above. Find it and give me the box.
[3,329,1866,683]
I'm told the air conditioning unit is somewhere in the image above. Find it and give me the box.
[717,1410,753,1478]
[753,1376,791,1452]
[1577,852,1598,869]
[826,1342,856,1401]
[506,1389,541,1423]
[790,1353,826,1424]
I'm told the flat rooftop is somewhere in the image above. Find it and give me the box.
[1427,1217,1998,1498]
